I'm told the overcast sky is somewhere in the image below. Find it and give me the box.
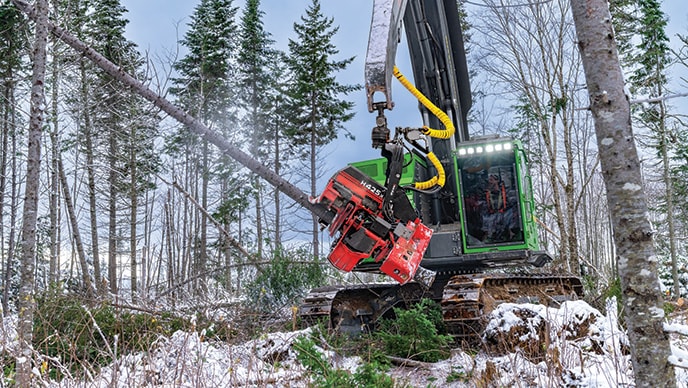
[120,0,688,180]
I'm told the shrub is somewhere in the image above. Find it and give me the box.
[294,334,394,387]
[375,299,452,363]
[245,246,326,313]
[31,293,193,380]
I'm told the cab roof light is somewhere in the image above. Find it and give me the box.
[458,141,514,156]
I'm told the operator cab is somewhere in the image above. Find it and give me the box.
[458,145,523,247]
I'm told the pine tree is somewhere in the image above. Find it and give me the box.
[286,0,358,259]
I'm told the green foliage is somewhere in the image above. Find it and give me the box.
[352,360,395,388]
[601,277,624,324]
[245,246,326,313]
[663,301,676,316]
[657,251,688,298]
[294,334,394,388]
[2,354,14,384]
[0,2,27,75]
[30,293,217,380]
[375,299,452,363]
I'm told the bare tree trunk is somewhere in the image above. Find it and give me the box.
[58,158,94,296]
[16,0,48,383]
[274,120,281,248]
[1,67,14,315]
[655,96,679,297]
[48,29,60,286]
[108,124,118,295]
[570,0,676,386]
[142,187,154,298]
[3,111,19,315]
[130,134,138,300]
[310,113,319,260]
[81,60,103,294]
[164,190,176,300]
[198,140,208,294]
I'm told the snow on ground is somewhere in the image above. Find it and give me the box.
[2,299,688,387]
[45,329,313,387]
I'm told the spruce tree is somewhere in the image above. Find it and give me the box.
[170,0,238,294]
[237,0,276,258]
[286,0,358,259]
[84,0,158,297]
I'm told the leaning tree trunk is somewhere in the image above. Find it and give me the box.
[16,0,49,384]
[570,0,675,386]
[58,158,95,296]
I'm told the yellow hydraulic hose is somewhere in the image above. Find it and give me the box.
[414,152,446,190]
[393,66,455,139]
[393,66,451,189]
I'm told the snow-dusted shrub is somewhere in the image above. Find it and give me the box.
[31,293,192,380]
[245,246,327,313]
[294,334,395,387]
[376,298,453,363]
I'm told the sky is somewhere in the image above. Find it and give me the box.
[120,0,688,182]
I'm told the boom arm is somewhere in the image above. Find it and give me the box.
[365,0,472,143]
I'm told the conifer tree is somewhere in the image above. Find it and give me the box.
[237,0,276,258]
[84,0,158,297]
[286,0,358,259]
[170,0,238,293]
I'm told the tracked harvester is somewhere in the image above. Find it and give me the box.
[299,0,583,338]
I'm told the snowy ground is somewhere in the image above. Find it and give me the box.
[2,299,688,387]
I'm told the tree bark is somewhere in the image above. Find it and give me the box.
[108,115,118,295]
[1,48,15,316]
[16,0,49,383]
[570,0,676,386]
